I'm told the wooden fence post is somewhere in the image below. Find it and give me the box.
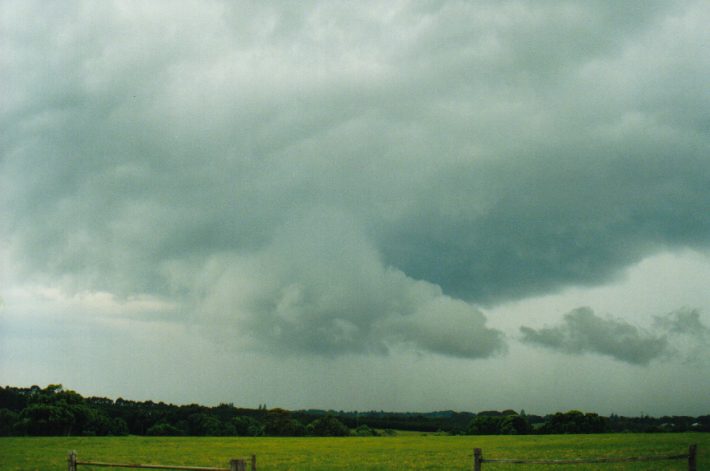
[688,444,697,471]
[68,451,77,471]
[474,448,482,471]
[230,459,246,471]
[250,454,256,471]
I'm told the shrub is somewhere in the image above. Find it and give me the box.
[146,422,185,436]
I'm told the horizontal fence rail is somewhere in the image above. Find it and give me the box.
[68,452,255,471]
[474,444,697,470]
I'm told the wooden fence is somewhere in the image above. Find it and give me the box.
[473,444,697,470]
[68,451,256,471]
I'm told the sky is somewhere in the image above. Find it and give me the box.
[1,0,709,417]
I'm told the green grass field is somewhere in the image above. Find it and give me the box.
[1,433,707,471]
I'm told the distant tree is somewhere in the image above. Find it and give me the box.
[232,416,263,436]
[111,417,129,436]
[0,387,28,411]
[498,415,531,435]
[6,384,705,437]
[264,409,305,436]
[467,412,530,435]
[477,410,503,417]
[187,413,223,436]
[540,410,608,434]
[212,403,238,423]
[307,415,351,436]
[86,408,118,435]
[19,403,75,435]
[0,409,19,435]
[467,415,502,435]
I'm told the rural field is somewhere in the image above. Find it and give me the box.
[0,433,707,471]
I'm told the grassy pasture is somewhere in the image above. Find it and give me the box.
[1,433,707,471]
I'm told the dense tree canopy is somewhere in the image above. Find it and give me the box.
[1,385,707,437]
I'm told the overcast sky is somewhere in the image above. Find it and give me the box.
[2,0,709,416]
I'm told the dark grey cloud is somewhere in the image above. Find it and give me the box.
[520,306,710,365]
[520,307,668,365]
[394,142,710,302]
[654,307,709,338]
[2,1,710,357]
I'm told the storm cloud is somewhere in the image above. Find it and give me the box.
[3,1,710,353]
[2,1,710,412]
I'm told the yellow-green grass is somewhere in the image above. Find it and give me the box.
[1,433,707,471]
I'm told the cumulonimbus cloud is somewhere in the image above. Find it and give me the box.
[1,1,710,360]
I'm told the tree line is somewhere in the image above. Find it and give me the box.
[1,385,707,437]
